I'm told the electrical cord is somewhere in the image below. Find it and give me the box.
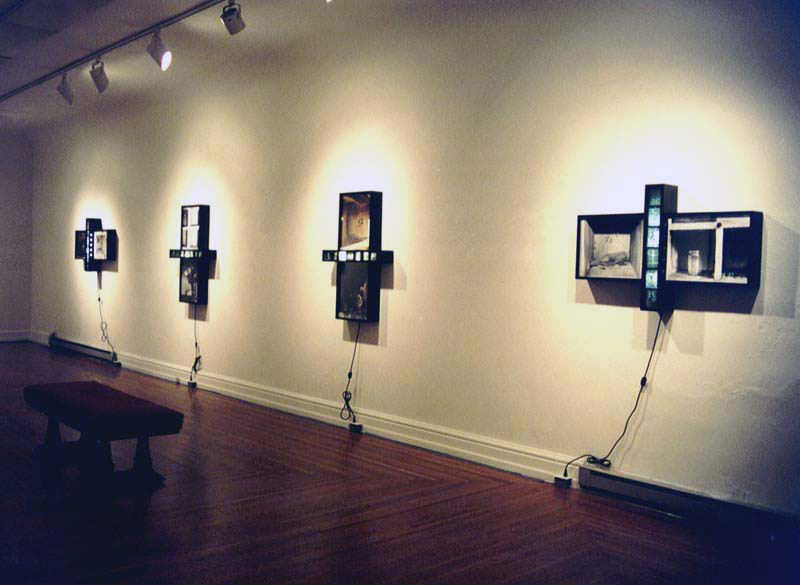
[340,322,361,422]
[562,314,663,478]
[96,283,118,362]
[189,303,202,385]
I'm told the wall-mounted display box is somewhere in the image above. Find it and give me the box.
[576,214,644,280]
[74,218,117,272]
[575,185,762,312]
[169,205,216,305]
[322,191,394,322]
[665,212,762,287]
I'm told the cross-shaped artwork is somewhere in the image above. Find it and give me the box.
[169,205,217,304]
[576,184,763,311]
[74,218,117,272]
[322,191,394,322]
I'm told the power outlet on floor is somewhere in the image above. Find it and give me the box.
[554,476,572,489]
[349,423,363,434]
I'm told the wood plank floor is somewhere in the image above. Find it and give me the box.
[1,342,797,585]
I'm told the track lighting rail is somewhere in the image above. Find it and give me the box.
[0,0,228,105]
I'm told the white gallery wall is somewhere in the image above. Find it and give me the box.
[19,1,800,514]
[0,131,33,340]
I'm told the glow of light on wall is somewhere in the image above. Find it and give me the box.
[551,76,780,333]
[73,193,116,231]
[165,161,232,255]
[307,121,410,252]
[559,88,774,216]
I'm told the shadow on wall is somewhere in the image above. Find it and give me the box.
[582,280,639,308]
[727,376,800,516]
[760,215,799,319]
[101,257,119,274]
[186,303,208,323]
[344,319,378,346]
[767,377,800,513]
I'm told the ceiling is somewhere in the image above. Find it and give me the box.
[0,0,459,129]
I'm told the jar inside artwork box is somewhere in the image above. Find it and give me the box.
[575,184,762,313]
[666,212,761,285]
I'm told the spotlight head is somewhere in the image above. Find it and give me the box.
[147,30,172,71]
[57,73,74,105]
[90,60,108,94]
[221,1,245,35]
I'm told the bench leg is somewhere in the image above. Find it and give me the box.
[35,418,62,460]
[98,441,114,474]
[45,418,61,447]
[37,418,63,488]
[133,437,153,473]
[132,437,164,487]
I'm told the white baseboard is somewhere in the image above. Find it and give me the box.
[0,329,31,342]
[28,328,565,482]
[26,329,798,517]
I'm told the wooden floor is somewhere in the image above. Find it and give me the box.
[1,342,797,585]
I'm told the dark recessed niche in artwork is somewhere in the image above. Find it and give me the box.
[576,214,643,280]
[666,212,762,287]
[336,261,374,321]
[322,191,394,323]
[169,205,216,305]
[576,184,762,312]
[75,218,117,272]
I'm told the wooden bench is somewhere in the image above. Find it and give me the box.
[24,381,184,489]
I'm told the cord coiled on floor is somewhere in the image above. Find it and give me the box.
[97,283,117,362]
[340,322,361,422]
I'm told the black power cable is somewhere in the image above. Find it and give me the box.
[562,314,663,478]
[189,303,202,387]
[340,322,361,423]
[96,282,118,363]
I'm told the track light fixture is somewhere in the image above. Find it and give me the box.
[1,0,248,106]
[221,1,245,35]
[147,30,172,71]
[56,73,74,105]
[90,59,108,94]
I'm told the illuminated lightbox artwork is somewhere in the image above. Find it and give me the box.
[340,192,371,250]
[169,205,216,305]
[337,262,371,321]
[647,227,660,248]
[576,184,763,312]
[74,218,117,272]
[180,263,200,301]
[321,191,394,322]
[94,231,109,260]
